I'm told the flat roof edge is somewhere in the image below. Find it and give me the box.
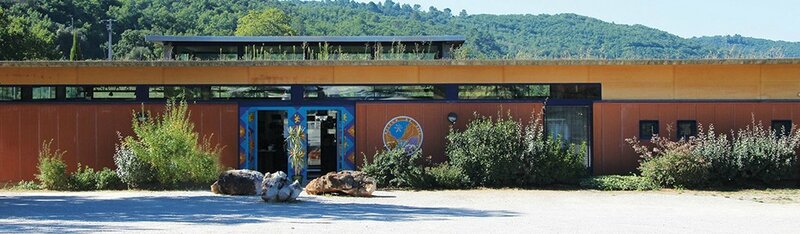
[1,59,800,68]
[145,35,467,43]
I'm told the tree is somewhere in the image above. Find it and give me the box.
[69,30,80,61]
[234,8,296,36]
[0,7,58,60]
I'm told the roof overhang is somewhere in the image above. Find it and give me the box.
[145,35,467,44]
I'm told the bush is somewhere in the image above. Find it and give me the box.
[520,117,588,185]
[446,111,588,187]
[95,168,124,190]
[362,147,428,188]
[424,163,471,189]
[639,147,711,188]
[69,164,98,191]
[730,121,800,183]
[446,113,524,187]
[36,140,69,190]
[120,100,222,189]
[113,143,155,188]
[629,120,800,188]
[8,181,41,190]
[579,175,660,191]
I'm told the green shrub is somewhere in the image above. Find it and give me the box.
[730,121,800,183]
[121,100,222,189]
[639,147,711,188]
[113,143,156,188]
[69,164,97,191]
[362,147,428,188]
[629,120,800,188]
[446,111,588,187]
[520,117,588,185]
[95,168,124,190]
[36,140,69,190]
[9,181,41,190]
[446,113,524,187]
[424,163,471,189]
[580,175,660,191]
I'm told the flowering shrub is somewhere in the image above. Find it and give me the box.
[628,119,800,188]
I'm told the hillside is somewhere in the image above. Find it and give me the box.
[1,0,798,60]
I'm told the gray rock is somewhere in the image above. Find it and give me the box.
[210,169,264,196]
[305,171,376,197]
[260,171,303,202]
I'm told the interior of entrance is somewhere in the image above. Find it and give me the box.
[306,110,338,180]
[545,105,591,166]
[257,110,288,174]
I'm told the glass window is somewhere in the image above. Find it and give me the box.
[549,84,602,99]
[304,85,445,100]
[92,86,136,100]
[149,86,208,100]
[0,87,22,101]
[771,120,793,136]
[676,120,697,139]
[32,86,56,100]
[639,120,659,140]
[458,85,550,99]
[211,86,291,100]
[545,106,591,166]
[66,86,91,100]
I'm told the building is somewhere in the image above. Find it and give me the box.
[1,37,799,183]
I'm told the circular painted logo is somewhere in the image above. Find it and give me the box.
[383,116,423,153]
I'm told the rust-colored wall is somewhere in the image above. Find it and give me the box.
[3,63,800,100]
[593,102,800,175]
[0,103,239,182]
[355,102,544,167]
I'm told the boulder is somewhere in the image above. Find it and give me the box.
[210,169,264,196]
[305,171,376,197]
[260,171,302,202]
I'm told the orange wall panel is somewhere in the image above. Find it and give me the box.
[355,102,542,167]
[418,66,504,83]
[503,65,589,83]
[334,66,419,84]
[593,102,800,175]
[0,103,239,183]
[163,66,249,84]
[249,66,334,84]
[78,67,164,84]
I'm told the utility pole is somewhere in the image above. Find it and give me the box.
[100,19,116,60]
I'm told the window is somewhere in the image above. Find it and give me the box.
[92,86,136,100]
[676,120,697,139]
[639,120,659,140]
[32,86,56,100]
[304,85,445,100]
[772,120,793,136]
[211,86,291,100]
[150,86,208,100]
[459,85,549,99]
[458,84,600,100]
[66,86,91,100]
[0,87,22,101]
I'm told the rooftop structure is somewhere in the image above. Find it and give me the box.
[145,35,466,61]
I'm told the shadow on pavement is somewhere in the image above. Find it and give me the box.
[0,193,518,232]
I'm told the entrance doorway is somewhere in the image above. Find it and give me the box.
[306,110,339,180]
[257,110,288,174]
[545,105,591,167]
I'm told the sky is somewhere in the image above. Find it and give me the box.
[352,0,800,42]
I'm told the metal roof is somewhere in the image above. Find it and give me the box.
[145,35,466,43]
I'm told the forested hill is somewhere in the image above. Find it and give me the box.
[2,0,799,60]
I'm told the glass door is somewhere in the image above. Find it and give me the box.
[545,105,591,167]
